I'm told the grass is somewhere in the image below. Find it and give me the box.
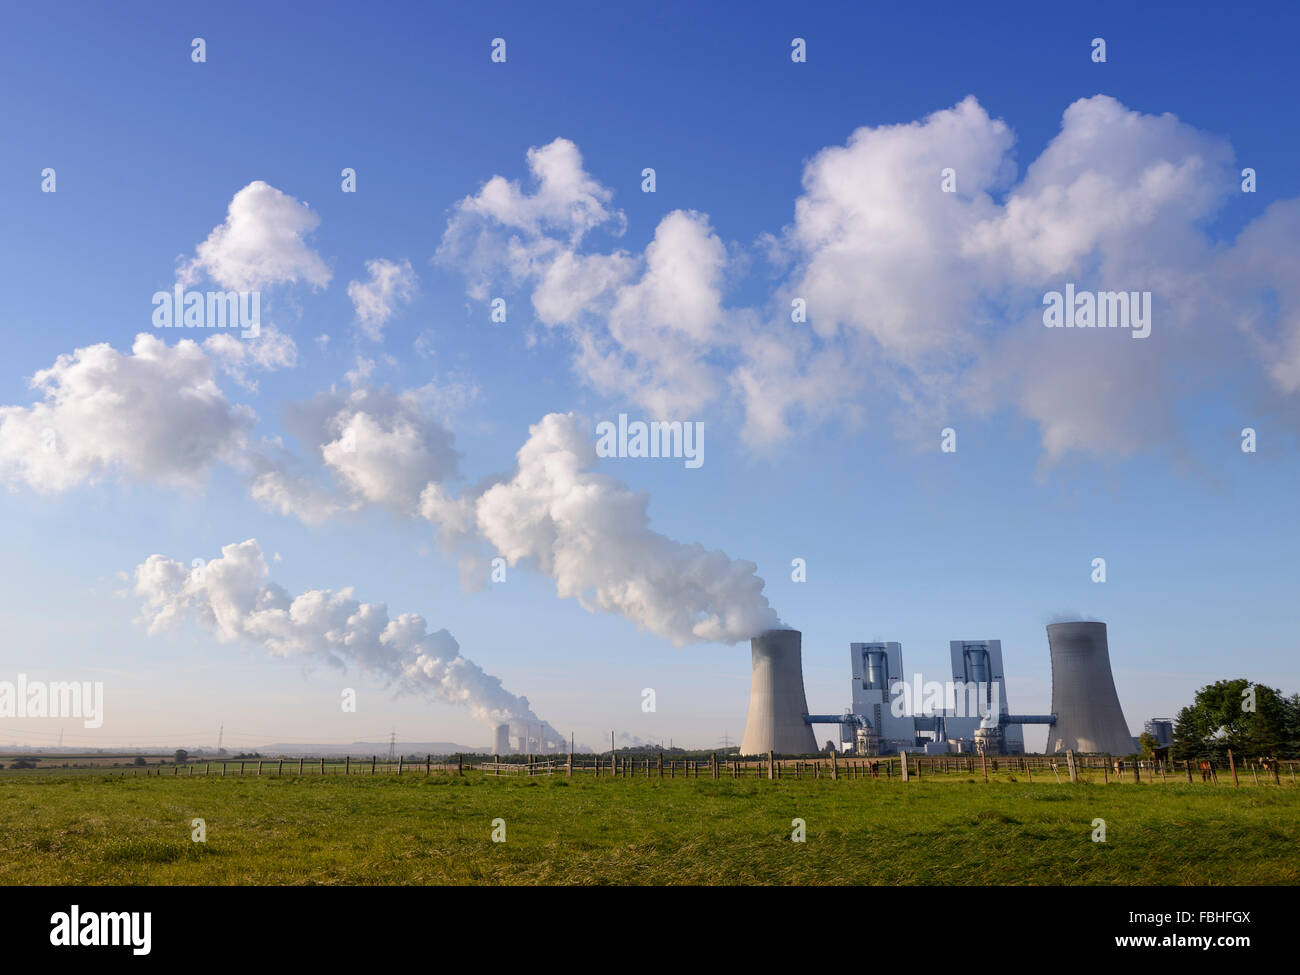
[0,771,1296,885]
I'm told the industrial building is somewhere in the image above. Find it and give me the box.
[1145,718,1174,749]
[493,721,552,755]
[738,621,1137,757]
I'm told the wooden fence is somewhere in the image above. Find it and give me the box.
[97,749,1300,787]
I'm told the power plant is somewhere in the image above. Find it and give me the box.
[738,621,1137,757]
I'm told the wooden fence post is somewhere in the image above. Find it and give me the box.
[767,751,775,780]
[257,760,262,776]
[319,757,325,775]
[370,755,375,775]
[344,756,350,775]
[278,759,283,776]
[298,757,303,775]
[1065,749,1077,783]
[899,750,909,782]
[980,751,988,783]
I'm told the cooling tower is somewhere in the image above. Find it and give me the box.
[493,723,510,755]
[1046,621,1135,754]
[740,628,818,755]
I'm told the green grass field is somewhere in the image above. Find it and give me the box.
[1,772,1296,885]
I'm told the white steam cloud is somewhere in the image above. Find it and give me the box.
[421,412,780,646]
[133,538,563,744]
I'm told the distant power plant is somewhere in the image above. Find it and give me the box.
[738,621,1137,756]
[1144,717,1174,748]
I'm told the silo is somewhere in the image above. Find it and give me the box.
[1046,621,1135,754]
[739,628,818,755]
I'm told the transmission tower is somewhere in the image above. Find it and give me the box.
[386,728,397,762]
[217,723,224,755]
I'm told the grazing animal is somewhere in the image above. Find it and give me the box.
[1198,759,1214,782]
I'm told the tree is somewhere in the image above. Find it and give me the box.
[1171,680,1291,761]
[133,756,147,766]
[173,749,189,765]
[1137,731,1159,760]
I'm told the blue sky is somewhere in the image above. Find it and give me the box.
[2,1,1298,753]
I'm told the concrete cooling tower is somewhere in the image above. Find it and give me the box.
[740,628,818,755]
[1046,621,1136,754]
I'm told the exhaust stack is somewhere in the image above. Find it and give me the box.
[739,628,818,755]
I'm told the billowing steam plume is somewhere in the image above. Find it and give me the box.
[420,412,781,646]
[133,538,564,746]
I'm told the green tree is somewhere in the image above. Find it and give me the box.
[173,749,188,765]
[132,756,147,767]
[1171,680,1291,761]
[1138,731,1159,760]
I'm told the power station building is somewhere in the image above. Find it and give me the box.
[738,621,1136,757]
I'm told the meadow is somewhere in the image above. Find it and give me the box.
[0,769,1296,885]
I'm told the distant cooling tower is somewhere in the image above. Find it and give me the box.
[1046,621,1135,754]
[493,723,510,755]
[740,628,818,755]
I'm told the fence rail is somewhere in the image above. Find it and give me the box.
[21,750,1300,787]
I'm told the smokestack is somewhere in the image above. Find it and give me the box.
[1046,621,1135,754]
[739,628,818,755]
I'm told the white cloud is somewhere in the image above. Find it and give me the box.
[179,181,332,292]
[0,333,255,492]
[437,140,736,417]
[203,326,298,391]
[134,538,562,738]
[421,412,780,646]
[347,258,417,341]
[436,101,1300,463]
[260,386,461,520]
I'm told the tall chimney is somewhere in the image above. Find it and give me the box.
[1046,621,1135,754]
[739,628,818,755]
